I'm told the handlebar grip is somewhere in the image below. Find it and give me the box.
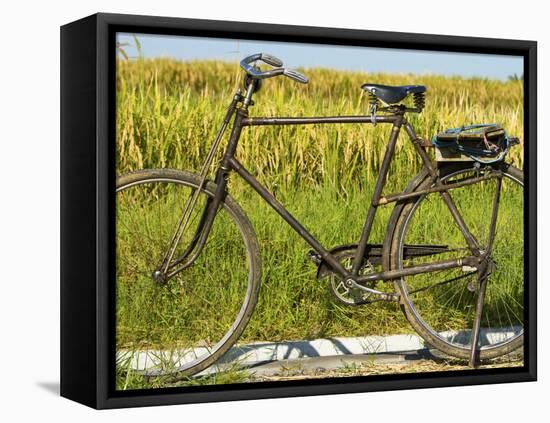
[283,68,309,84]
[259,53,283,67]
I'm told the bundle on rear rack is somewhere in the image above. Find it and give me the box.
[432,124,519,163]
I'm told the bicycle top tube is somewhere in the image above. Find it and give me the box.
[241,114,400,127]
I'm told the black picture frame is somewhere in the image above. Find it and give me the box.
[60,12,537,409]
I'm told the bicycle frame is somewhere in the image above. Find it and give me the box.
[162,84,503,298]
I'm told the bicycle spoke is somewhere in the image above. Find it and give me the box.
[393,164,524,360]
[116,171,259,383]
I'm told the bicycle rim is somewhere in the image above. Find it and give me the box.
[115,169,260,383]
[391,164,524,360]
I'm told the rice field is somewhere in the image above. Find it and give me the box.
[116,58,523,190]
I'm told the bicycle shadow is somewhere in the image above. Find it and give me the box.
[218,337,354,364]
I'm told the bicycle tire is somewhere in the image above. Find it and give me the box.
[386,162,524,360]
[116,169,261,381]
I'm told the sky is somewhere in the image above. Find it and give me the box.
[117,33,523,81]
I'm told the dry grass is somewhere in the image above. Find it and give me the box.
[251,358,524,382]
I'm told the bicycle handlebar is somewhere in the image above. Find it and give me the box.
[240,53,309,84]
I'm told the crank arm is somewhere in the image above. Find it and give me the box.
[346,279,399,301]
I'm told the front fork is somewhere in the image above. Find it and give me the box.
[161,169,229,279]
[153,90,248,281]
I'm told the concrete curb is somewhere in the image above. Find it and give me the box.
[117,327,521,374]
[118,333,427,372]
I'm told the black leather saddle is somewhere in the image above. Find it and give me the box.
[361,84,426,104]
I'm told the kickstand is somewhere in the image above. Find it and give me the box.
[470,175,501,367]
[469,271,489,367]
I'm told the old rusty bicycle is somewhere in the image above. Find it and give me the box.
[116,53,524,379]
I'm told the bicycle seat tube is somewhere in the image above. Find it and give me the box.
[350,113,405,277]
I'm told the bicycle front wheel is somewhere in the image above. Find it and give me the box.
[116,169,261,382]
[389,162,524,360]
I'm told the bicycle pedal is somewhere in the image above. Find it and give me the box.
[307,250,323,265]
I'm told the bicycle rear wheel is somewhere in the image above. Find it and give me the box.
[116,169,261,383]
[388,163,524,360]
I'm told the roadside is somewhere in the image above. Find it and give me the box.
[247,354,524,382]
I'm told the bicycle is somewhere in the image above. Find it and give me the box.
[116,53,524,380]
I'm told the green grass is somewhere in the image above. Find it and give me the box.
[115,58,524,389]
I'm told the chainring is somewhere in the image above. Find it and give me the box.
[325,248,378,305]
